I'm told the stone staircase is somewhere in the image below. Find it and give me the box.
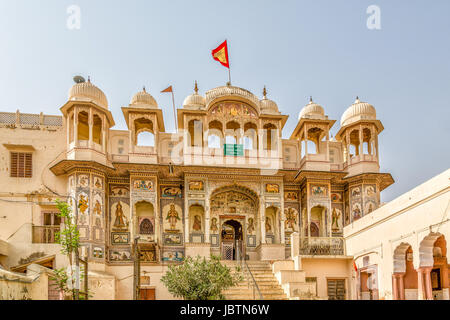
[222,260,288,300]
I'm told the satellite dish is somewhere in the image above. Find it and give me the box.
[73,75,86,84]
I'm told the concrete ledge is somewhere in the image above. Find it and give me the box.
[256,244,285,261]
[282,282,316,299]
[272,260,294,273]
[275,270,306,284]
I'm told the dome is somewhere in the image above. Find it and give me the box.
[68,78,108,109]
[183,81,206,109]
[205,84,260,110]
[130,87,158,108]
[341,97,376,126]
[260,87,279,114]
[298,97,325,120]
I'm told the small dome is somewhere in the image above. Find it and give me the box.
[130,87,158,108]
[299,97,325,120]
[341,97,376,126]
[260,87,279,114]
[183,81,206,109]
[68,78,108,109]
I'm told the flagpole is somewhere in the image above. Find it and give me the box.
[228,67,231,85]
[171,90,177,133]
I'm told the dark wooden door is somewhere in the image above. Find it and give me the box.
[140,288,155,300]
[327,279,346,300]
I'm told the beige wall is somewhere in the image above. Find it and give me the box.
[344,169,450,300]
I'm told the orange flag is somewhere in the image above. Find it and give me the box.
[212,40,229,68]
[161,85,173,93]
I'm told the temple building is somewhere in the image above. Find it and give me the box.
[0,78,448,300]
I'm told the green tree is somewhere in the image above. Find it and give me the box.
[50,199,81,300]
[161,255,242,300]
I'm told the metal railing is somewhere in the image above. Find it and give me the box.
[32,226,60,244]
[236,241,263,300]
[299,237,345,255]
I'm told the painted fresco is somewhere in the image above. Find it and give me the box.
[133,180,154,192]
[163,203,182,232]
[161,186,182,197]
[188,181,204,191]
[266,183,279,193]
[311,185,327,196]
[284,207,298,232]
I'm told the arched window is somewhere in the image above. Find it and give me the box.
[77,111,89,141]
[263,123,278,151]
[208,120,223,149]
[225,121,240,145]
[244,122,257,150]
[135,201,155,235]
[307,140,317,154]
[92,114,102,145]
[188,119,203,147]
[363,128,372,155]
[306,127,323,154]
[134,118,154,147]
[137,131,155,147]
[349,129,360,156]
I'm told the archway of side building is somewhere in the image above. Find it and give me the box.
[209,185,259,261]
[418,233,449,300]
[392,243,418,300]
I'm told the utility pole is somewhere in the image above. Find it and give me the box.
[133,236,141,300]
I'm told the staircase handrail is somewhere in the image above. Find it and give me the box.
[236,240,263,300]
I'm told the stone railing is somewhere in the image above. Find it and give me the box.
[299,237,345,256]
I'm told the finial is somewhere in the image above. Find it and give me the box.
[194,80,198,94]
[143,86,146,92]
[309,96,313,103]
[87,76,91,83]
[263,86,267,99]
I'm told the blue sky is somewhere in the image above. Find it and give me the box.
[0,0,449,202]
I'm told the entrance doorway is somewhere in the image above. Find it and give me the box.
[221,219,243,260]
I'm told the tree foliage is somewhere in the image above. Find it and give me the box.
[161,255,242,300]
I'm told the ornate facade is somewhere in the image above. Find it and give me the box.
[2,78,446,300]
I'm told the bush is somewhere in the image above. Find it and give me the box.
[161,255,242,300]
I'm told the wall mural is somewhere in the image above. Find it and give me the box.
[92,193,103,227]
[162,186,182,197]
[162,250,184,262]
[311,185,327,197]
[331,207,343,232]
[189,181,204,191]
[111,201,130,231]
[210,191,256,216]
[210,102,257,118]
[352,202,362,221]
[78,174,89,188]
[284,207,298,232]
[210,217,219,233]
[163,203,182,232]
[247,217,256,235]
[109,249,132,262]
[331,192,342,202]
[133,180,154,192]
[365,200,376,214]
[365,185,376,197]
[351,186,361,198]
[93,176,103,189]
[110,185,129,197]
[284,191,298,201]
[77,192,89,225]
[266,183,279,193]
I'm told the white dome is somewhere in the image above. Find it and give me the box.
[130,87,158,108]
[183,81,206,109]
[68,79,108,109]
[298,98,325,120]
[341,97,376,126]
[260,87,279,114]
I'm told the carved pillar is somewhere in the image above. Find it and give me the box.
[392,274,399,300]
[260,199,266,244]
[88,109,93,148]
[279,206,285,244]
[205,204,210,244]
[417,268,425,300]
[397,273,405,300]
[74,108,78,147]
[102,114,107,153]
[424,267,433,300]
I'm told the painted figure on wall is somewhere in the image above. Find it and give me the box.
[189,181,204,191]
[210,217,218,233]
[166,203,180,231]
[312,185,327,196]
[113,201,128,229]
[192,215,202,232]
[285,208,297,231]
[247,217,255,234]
[78,194,88,214]
[265,217,272,233]
[331,207,342,231]
[266,184,279,193]
[352,203,362,220]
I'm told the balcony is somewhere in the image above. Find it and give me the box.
[299,237,345,256]
[32,226,60,244]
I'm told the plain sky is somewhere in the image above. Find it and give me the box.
[0,0,449,202]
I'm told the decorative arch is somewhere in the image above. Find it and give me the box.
[393,242,412,273]
[419,232,447,267]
